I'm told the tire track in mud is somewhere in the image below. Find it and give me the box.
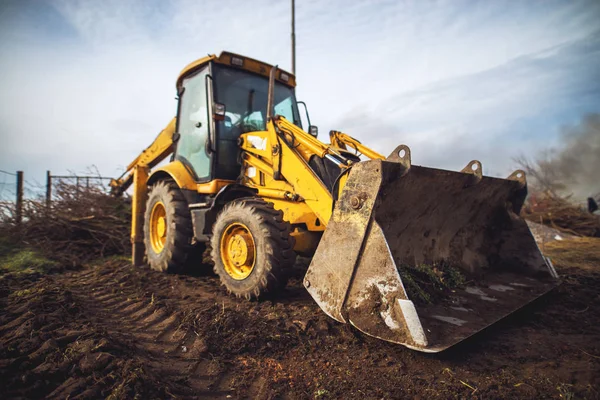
[0,256,340,398]
[64,266,238,399]
[4,243,600,399]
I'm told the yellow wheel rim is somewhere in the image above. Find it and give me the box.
[220,222,256,280]
[149,201,167,254]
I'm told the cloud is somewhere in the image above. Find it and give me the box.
[334,30,600,175]
[0,0,599,189]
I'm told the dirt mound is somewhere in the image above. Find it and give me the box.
[1,240,599,399]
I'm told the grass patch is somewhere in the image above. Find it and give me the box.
[398,262,466,305]
[0,248,60,276]
[11,288,35,297]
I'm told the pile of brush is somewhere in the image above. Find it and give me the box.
[523,192,600,238]
[0,181,131,265]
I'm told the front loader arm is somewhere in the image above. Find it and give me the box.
[240,116,358,227]
[329,130,385,160]
[272,117,344,225]
[110,118,177,196]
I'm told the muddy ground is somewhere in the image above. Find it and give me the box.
[1,238,599,399]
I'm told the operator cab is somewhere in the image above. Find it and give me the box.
[174,52,308,183]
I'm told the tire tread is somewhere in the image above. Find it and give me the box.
[210,197,296,299]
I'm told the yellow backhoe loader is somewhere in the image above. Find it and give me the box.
[111,51,559,352]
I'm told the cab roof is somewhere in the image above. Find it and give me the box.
[176,51,296,89]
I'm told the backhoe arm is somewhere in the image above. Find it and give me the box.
[110,118,177,196]
[109,118,176,266]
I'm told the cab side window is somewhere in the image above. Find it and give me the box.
[176,68,211,181]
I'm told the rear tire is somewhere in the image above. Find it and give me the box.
[144,180,193,273]
[211,197,296,299]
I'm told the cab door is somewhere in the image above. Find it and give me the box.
[175,67,212,181]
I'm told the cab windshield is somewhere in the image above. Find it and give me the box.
[213,65,301,139]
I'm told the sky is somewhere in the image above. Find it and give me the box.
[0,0,599,195]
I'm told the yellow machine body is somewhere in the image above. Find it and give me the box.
[111,51,559,352]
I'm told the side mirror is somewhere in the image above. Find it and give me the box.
[309,125,319,137]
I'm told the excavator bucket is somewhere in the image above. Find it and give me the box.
[304,145,559,352]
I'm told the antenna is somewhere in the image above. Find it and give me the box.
[291,0,296,75]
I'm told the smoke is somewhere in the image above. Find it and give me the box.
[517,113,600,201]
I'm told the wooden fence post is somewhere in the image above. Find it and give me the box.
[46,170,52,208]
[16,171,23,224]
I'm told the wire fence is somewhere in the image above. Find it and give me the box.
[0,170,20,221]
[0,170,17,203]
[47,173,113,204]
[0,170,114,223]
[0,170,130,263]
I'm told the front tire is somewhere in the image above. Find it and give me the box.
[211,198,296,299]
[144,180,193,273]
